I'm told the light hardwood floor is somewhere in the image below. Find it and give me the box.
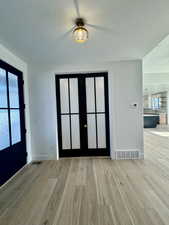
[1,129,169,225]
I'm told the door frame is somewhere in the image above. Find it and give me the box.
[55,72,110,158]
[0,59,27,185]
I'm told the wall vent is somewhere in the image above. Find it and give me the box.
[115,151,140,160]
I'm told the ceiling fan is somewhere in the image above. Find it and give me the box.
[57,0,115,43]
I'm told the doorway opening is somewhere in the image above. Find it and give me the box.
[143,35,169,160]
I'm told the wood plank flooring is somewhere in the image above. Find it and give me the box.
[1,129,169,225]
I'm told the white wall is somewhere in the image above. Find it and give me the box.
[0,44,32,162]
[28,60,143,160]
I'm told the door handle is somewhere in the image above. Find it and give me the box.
[84,124,87,128]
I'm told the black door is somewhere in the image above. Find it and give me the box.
[0,60,27,186]
[55,72,110,157]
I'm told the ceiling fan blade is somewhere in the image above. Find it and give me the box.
[56,26,75,41]
[73,0,80,17]
[86,23,115,33]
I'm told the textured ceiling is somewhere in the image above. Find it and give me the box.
[1,0,169,66]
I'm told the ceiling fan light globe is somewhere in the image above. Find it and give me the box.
[73,26,88,43]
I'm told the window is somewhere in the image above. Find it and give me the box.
[152,97,161,110]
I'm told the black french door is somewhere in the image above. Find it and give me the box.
[0,60,27,186]
[55,72,110,157]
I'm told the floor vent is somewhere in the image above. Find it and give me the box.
[115,151,140,160]
[31,161,43,165]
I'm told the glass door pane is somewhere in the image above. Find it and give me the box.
[70,78,79,113]
[0,110,10,150]
[59,77,81,151]
[86,76,107,150]
[60,79,69,113]
[0,68,7,108]
[61,115,71,149]
[10,110,21,145]
[8,72,19,108]
[71,115,80,149]
[87,114,97,148]
[0,68,10,150]
[97,114,106,148]
[96,77,105,112]
[86,78,95,112]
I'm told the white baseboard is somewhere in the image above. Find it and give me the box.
[32,154,57,161]
[32,150,144,161]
